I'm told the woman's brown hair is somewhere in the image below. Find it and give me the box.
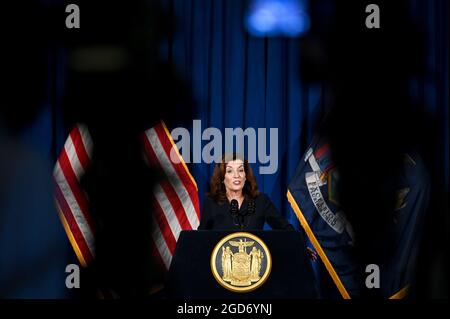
[208,153,259,204]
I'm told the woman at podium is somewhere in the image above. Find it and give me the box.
[198,153,293,230]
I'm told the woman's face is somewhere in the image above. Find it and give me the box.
[223,160,246,194]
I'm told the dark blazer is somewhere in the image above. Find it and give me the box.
[198,193,293,230]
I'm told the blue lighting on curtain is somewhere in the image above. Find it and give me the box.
[246,0,310,37]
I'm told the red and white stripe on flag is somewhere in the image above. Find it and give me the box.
[142,122,200,269]
[53,123,95,267]
[53,120,200,270]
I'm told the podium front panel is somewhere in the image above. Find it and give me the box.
[166,230,319,299]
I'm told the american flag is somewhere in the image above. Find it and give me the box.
[53,120,200,271]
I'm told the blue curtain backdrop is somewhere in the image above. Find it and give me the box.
[157,0,449,223]
[160,0,323,224]
[13,1,445,224]
[8,0,447,296]
[21,0,445,228]
[17,0,447,248]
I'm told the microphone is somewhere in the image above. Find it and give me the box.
[239,199,255,229]
[230,199,242,229]
[230,199,256,230]
[230,199,239,215]
[246,199,255,215]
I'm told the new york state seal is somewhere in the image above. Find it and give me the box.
[211,232,272,293]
